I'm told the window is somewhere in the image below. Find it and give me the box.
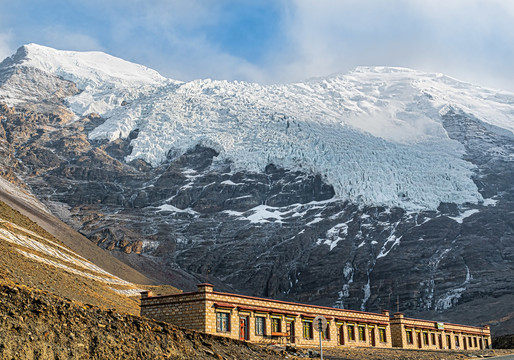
[406,330,413,344]
[358,326,366,342]
[322,322,330,340]
[423,332,429,345]
[473,337,477,348]
[431,333,436,345]
[271,318,281,333]
[379,328,387,342]
[303,321,313,339]
[446,335,452,349]
[485,339,489,348]
[255,317,265,336]
[347,325,355,341]
[468,337,473,347]
[216,312,230,332]
[455,335,460,348]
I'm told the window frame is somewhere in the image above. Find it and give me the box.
[423,332,429,345]
[271,317,282,334]
[322,321,330,341]
[406,330,413,344]
[216,311,230,333]
[358,325,366,342]
[255,316,266,336]
[378,327,387,343]
[303,320,313,339]
[347,324,356,341]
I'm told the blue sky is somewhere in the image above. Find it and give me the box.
[1,0,514,90]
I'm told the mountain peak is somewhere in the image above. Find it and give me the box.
[3,43,167,90]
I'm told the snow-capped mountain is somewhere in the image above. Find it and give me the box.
[3,44,513,210]
[1,44,513,334]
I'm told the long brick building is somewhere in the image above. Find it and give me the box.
[390,313,491,350]
[140,283,491,349]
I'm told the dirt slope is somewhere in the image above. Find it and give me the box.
[0,178,153,286]
[0,279,291,360]
[0,196,182,315]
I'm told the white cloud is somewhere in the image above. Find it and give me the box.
[40,27,104,52]
[83,0,270,82]
[1,0,513,90]
[261,0,514,90]
[0,32,13,62]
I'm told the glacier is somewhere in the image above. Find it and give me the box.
[3,44,514,210]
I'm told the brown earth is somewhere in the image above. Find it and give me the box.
[0,199,157,315]
[0,279,293,360]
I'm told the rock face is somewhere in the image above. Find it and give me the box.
[0,45,513,336]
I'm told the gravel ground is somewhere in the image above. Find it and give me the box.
[323,346,514,360]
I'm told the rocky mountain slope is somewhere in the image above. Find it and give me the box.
[0,44,513,335]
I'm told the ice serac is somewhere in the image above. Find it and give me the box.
[1,44,514,335]
[89,68,489,211]
[6,45,514,210]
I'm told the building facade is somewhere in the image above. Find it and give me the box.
[140,283,491,350]
[140,283,392,348]
[390,312,491,350]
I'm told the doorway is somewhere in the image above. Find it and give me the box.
[370,327,376,346]
[286,320,295,343]
[239,317,249,341]
[417,332,422,349]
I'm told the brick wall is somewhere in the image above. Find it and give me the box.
[390,313,491,350]
[140,285,209,332]
[142,283,392,348]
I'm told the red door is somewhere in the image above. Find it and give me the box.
[239,317,248,340]
[370,328,376,346]
[438,334,443,349]
[417,332,422,348]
